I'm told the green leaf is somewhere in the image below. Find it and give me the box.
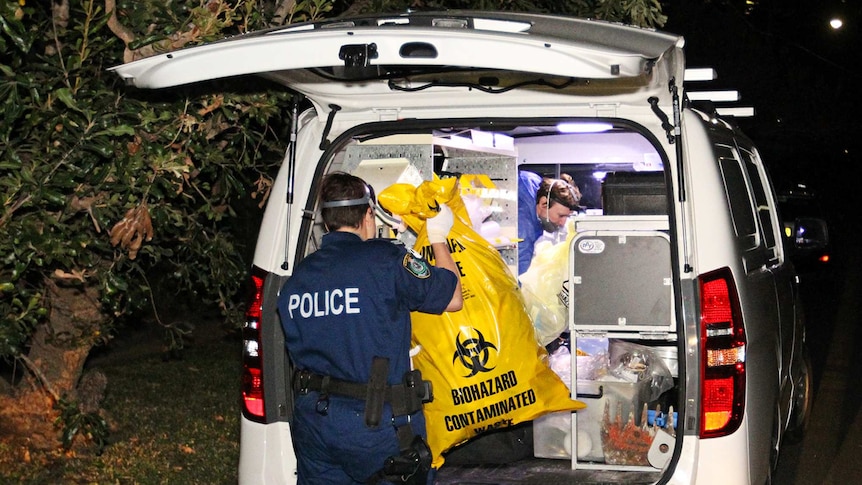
[62,424,79,448]
[82,139,115,157]
[18,166,35,184]
[88,6,112,35]
[95,125,136,137]
[53,88,80,112]
[41,190,67,206]
[0,3,34,52]
[128,34,167,51]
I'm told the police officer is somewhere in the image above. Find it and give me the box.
[277,172,463,485]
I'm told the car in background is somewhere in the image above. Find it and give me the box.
[777,184,831,277]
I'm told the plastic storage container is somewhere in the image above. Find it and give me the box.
[534,379,648,462]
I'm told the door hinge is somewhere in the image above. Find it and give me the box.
[638,331,673,341]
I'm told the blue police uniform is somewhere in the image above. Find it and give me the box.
[278,231,457,485]
[517,170,543,275]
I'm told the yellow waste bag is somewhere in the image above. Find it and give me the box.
[518,221,577,346]
[379,177,585,467]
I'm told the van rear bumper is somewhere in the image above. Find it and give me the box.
[692,425,752,484]
[239,416,297,485]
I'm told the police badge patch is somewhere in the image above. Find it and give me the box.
[403,253,431,279]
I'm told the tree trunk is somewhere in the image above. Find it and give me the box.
[0,278,107,450]
[27,277,104,400]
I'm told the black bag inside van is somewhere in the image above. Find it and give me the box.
[443,422,534,465]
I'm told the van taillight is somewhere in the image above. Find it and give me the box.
[242,268,266,422]
[699,268,745,438]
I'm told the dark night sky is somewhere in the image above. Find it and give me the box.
[662,0,861,204]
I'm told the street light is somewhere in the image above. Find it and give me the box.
[830,18,844,30]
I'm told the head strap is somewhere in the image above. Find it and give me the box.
[320,195,371,208]
[320,184,375,209]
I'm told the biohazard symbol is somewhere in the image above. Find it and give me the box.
[452,328,498,378]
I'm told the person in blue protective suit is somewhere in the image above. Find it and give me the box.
[517,171,581,275]
[277,172,463,485]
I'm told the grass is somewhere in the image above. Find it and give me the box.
[0,322,242,485]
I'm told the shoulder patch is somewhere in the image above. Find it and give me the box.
[403,253,431,279]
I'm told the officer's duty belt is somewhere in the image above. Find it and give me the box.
[293,369,432,419]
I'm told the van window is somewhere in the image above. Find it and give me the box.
[740,148,781,262]
[717,143,782,270]
[717,145,758,249]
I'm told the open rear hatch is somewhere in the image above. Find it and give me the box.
[110,11,684,116]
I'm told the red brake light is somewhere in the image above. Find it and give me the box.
[242,367,265,417]
[246,272,265,320]
[242,269,266,422]
[702,376,735,431]
[699,268,745,438]
[701,278,733,325]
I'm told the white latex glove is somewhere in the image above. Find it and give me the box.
[425,203,453,244]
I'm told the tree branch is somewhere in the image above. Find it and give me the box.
[17,354,61,402]
[0,194,32,229]
[270,0,298,27]
[340,0,373,17]
[105,0,202,63]
[105,0,136,63]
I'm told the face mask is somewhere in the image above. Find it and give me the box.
[541,216,561,233]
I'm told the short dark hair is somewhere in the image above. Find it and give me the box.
[537,178,581,210]
[319,172,372,231]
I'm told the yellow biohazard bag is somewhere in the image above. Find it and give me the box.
[379,177,585,467]
[519,221,577,346]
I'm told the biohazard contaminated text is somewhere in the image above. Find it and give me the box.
[444,370,538,432]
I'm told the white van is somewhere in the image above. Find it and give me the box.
[112,11,821,485]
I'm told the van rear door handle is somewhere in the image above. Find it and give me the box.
[339,43,378,67]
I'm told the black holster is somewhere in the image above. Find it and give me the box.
[365,357,390,428]
[380,435,432,484]
[364,359,432,428]
[392,369,432,417]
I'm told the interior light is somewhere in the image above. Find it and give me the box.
[378,18,409,26]
[688,90,740,102]
[684,68,718,82]
[471,18,531,33]
[716,107,755,118]
[557,122,614,133]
